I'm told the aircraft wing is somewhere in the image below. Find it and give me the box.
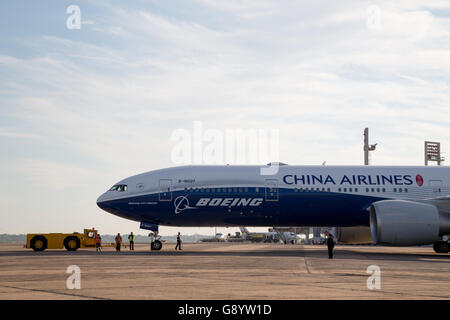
[429,195,450,201]
[422,195,450,215]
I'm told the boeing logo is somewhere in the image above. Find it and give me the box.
[174,196,264,214]
[283,174,416,186]
[196,198,263,207]
[174,195,197,214]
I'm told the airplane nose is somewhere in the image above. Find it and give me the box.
[96,193,108,209]
[96,194,115,214]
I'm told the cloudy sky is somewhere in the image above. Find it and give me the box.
[1,0,449,236]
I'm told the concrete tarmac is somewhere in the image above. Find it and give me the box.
[0,242,449,300]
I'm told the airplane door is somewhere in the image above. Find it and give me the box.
[429,180,443,194]
[159,179,172,201]
[265,179,279,201]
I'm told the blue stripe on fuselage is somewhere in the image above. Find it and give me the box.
[97,187,386,227]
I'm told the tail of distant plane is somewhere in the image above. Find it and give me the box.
[239,227,249,234]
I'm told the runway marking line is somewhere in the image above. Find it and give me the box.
[0,284,111,300]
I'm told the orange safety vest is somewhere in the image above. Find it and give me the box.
[115,236,122,244]
[95,236,101,244]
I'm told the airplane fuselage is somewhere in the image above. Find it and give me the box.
[96,165,450,229]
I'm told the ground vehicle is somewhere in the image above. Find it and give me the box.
[263,234,280,243]
[26,228,98,252]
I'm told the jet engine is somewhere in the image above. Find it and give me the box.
[369,200,440,246]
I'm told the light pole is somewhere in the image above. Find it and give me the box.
[364,128,377,165]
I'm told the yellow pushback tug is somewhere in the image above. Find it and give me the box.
[26,228,98,252]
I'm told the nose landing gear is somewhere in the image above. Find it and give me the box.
[151,238,162,251]
[151,231,162,251]
[141,222,163,251]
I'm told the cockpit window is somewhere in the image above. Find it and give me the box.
[109,184,127,192]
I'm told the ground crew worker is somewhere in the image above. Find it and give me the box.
[128,232,135,251]
[175,232,182,250]
[95,233,102,252]
[115,233,122,252]
[149,233,155,250]
[327,234,335,259]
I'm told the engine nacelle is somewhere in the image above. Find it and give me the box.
[369,200,440,246]
[336,227,372,244]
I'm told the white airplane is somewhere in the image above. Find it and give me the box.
[97,163,450,253]
[215,233,227,241]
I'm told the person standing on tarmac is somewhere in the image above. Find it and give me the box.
[149,233,155,250]
[95,233,102,252]
[115,233,122,252]
[128,232,135,251]
[327,234,335,259]
[175,232,182,250]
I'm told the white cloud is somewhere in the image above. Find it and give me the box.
[16,159,100,190]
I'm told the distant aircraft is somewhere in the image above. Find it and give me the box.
[214,233,227,242]
[97,164,450,253]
